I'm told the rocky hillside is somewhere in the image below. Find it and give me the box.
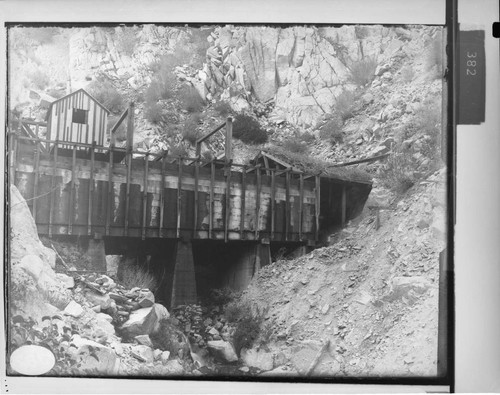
[235,168,446,376]
[9,25,443,171]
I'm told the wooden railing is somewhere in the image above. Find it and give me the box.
[9,133,320,244]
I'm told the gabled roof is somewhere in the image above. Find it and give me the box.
[48,88,110,114]
[252,149,373,184]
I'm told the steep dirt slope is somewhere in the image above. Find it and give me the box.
[238,168,446,377]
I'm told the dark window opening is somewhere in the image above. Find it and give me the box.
[72,108,88,124]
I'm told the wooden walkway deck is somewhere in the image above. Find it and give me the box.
[9,134,372,245]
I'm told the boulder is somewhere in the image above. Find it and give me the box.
[207,340,238,363]
[391,276,431,295]
[137,290,155,308]
[119,303,169,338]
[164,359,184,374]
[240,348,274,371]
[9,185,56,267]
[56,273,75,289]
[73,337,119,375]
[161,351,171,364]
[135,335,154,348]
[131,345,154,363]
[64,300,84,318]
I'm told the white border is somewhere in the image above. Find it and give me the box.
[2,0,499,393]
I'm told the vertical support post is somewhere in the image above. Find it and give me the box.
[285,168,291,241]
[209,160,215,238]
[240,165,246,239]
[68,145,77,235]
[124,149,132,237]
[254,165,261,238]
[270,168,276,240]
[299,172,304,240]
[32,140,41,223]
[224,162,231,243]
[315,175,321,242]
[141,154,149,240]
[48,144,58,238]
[225,116,233,162]
[158,155,166,237]
[193,157,199,238]
[105,145,113,236]
[126,102,135,153]
[176,157,182,239]
[341,184,347,227]
[87,142,95,236]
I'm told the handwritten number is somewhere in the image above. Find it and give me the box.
[466,69,476,76]
[467,51,477,58]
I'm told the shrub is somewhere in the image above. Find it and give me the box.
[318,114,344,144]
[282,137,308,154]
[214,100,232,117]
[300,131,316,144]
[150,318,186,355]
[182,113,203,145]
[335,90,358,121]
[87,79,124,114]
[169,143,188,157]
[144,76,175,104]
[179,85,205,113]
[350,57,377,86]
[118,263,157,291]
[144,102,165,124]
[225,301,266,356]
[232,114,268,145]
[379,147,416,194]
[28,69,50,90]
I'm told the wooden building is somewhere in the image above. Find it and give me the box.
[46,89,110,146]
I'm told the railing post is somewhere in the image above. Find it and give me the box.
[225,116,232,162]
[141,153,149,240]
[126,102,135,154]
[315,175,321,242]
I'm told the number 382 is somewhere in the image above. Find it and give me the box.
[466,51,477,76]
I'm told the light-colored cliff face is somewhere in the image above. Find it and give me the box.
[60,24,441,130]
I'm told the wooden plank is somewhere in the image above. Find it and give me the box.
[176,158,182,239]
[110,108,128,135]
[105,146,113,236]
[240,165,246,239]
[285,168,291,240]
[32,141,41,223]
[126,102,135,152]
[315,175,321,242]
[224,164,231,242]
[341,185,347,227]
[141,154,149,240]
[68,145,77,235]
[124,150,132,236]
[299,172,304,240]
[209,160,215,238]
[255,165,261,238]
[270,168,276,239]
[48,144,58,238]
[263,155,270,175]
[193,158,199,238]
[87,143,95,236]
[158,155,166,236]
[91,100,97,144]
